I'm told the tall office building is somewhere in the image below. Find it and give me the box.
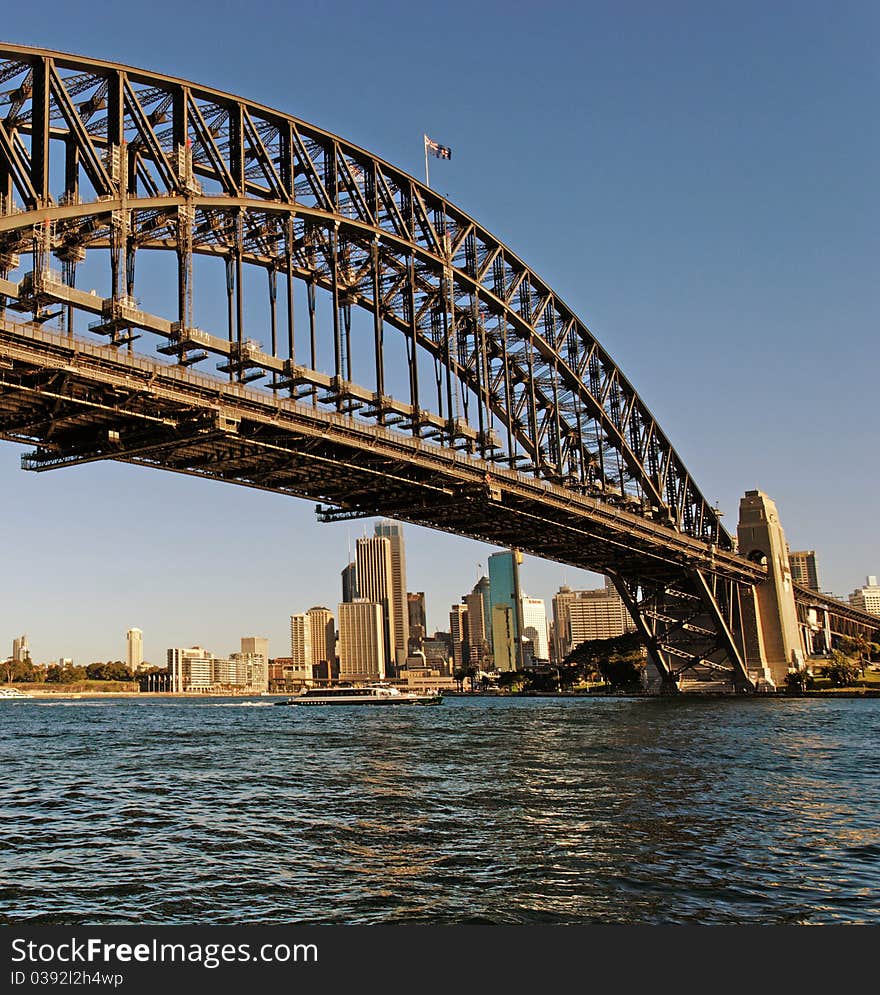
[449,603,469,669]
[12,634,29,663]
[407,592,427,640]
[338,600,386,681]
[849,576,880,617]
[489,550,523,670]
[472,575,492,650]
[240,636,269,662]
[552,579,632,660]
[290,613,313,680]
[788,549,820,592]
[519,596,549,662]
[307,607,336,667]
[374,521,409,667]
[356,535,397,672]
[492,604,517,672]
[464,587,491,667]
[569,591,631,645]
[126,627,144,672]
[341,561,358,603]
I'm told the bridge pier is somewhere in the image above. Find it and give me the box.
[736,490,804,688]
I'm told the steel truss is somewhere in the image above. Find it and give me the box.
[2,46,870,689]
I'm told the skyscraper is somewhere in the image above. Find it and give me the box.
[407,592,427,636]
[449,603,469,670]
[492,605,517,672]
[290,613,312,680]
[240,636,269,661]
[356,535,397,672]
[338,600,386,681]
[307,607,336,668]
[464,587,491,668]
[126,627,144,672]
[12,634,29,664]
[374,521,410,667]
[489,550,523,670]
[552,579,633,659]
[472,575,492,650]
[788,549,820,592]
[849,576,880,617]
[341,561,358,603]
[519,596,549,662]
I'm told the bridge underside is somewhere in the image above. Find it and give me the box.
[0,317,765,690]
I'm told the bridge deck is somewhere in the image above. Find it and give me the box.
[0,317,763,586]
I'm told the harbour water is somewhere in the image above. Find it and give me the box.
[1,695,878,925]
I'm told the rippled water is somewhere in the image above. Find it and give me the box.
[1,695,878,924]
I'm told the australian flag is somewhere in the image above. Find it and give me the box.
[425,135,452,160]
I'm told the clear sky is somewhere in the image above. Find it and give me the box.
[1,1,877,666]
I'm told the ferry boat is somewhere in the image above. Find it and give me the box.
[0,687,33,698]
[275,683,442,707]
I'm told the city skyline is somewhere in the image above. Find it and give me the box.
[0,2,876,664]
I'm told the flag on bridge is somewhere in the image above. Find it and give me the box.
[424,135,452,160]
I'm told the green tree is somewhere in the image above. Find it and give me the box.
[785,670,813,692]
[824,651,862,688]
[497,671,521,691]
[563,632,646,690]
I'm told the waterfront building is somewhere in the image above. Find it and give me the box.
[126,627,144,672]
[788,548,820,592]
[519,595,549,662]
[374,521,410,668]
[356,535,397,672]
[849,576,880,617]
[289,613,313,680]
[214,655,250,687]
[449,602,469,669]
[489,550,523,669]
[167,646,213,693]
[307,607,336,670]
[12,634,29,663]
[338,600,386,682]
[229,652,269,692]
[341,561,358,603]
[167,645,268,692]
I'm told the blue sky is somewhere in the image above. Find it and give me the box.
[1,1,877,665]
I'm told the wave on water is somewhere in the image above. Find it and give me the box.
[204,701,277,708]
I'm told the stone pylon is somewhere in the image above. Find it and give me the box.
[737,490,805,687]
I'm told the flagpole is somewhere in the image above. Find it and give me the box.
[423,134,430,187]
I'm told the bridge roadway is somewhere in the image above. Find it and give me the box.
[0,315,763,587]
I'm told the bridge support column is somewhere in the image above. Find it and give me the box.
[736,490,804,687]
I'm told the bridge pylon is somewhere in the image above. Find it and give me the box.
[736,490,804,688]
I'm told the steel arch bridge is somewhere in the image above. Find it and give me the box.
[0,46,870,690]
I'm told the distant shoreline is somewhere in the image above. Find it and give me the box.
[5,688,879,701]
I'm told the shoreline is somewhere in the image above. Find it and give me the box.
[4,688,879,701]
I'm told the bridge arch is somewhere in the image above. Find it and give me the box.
[0,43,728,549]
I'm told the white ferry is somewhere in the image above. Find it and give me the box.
[275,683,442,707]
[0,687,33,699]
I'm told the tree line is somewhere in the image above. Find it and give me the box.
[1,659,142,684]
